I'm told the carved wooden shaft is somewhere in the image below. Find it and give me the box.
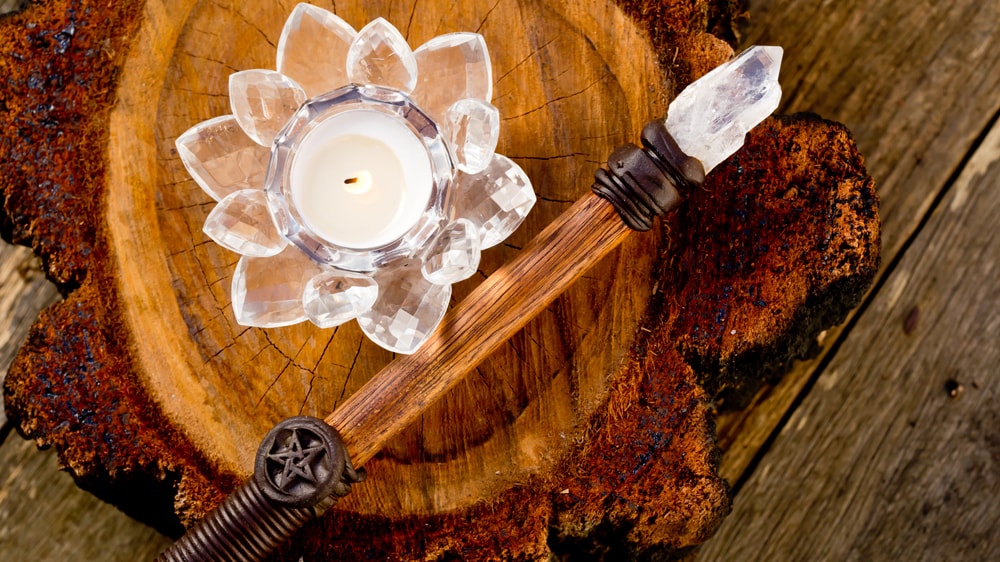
[160,122,701,559]
[329,120,703,466]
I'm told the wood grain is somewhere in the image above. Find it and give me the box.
[0,432,172,560]
[699,106,1000,562]
[715,0,1000,486]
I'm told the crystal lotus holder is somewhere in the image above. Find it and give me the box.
[176,3,536,354]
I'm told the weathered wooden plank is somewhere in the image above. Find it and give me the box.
[0,234,171,559]
[717,0,1000,485]
[0,0,23,15]
[0,241,171,560]
[0,242,59,426]
[0,431,173,560]
[698,117,1000,560]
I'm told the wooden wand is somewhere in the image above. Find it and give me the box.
[155,45,782,562]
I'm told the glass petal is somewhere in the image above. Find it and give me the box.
[303,270,378,328]
[452,154,536,249]
[346,18,417,94]
[444,98,499,174]
[412,33,492,120]
[422,219,481,284]
[231,247,323,328]
[229,69,307,146]
[175,115,270,201]
[357,259,451,354]
[276,4,357,98]
[203,189,286,257]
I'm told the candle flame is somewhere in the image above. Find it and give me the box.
[343,170,373,195]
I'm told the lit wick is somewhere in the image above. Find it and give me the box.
[342,170,373,195]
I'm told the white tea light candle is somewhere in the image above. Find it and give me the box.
[289,109,433,249]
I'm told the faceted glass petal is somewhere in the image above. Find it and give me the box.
[231,247,323,328]
[276,4,357,98]
[357,259,451,354]
[666,45,783,173]
[175,115,270,201]
[303,270,378,328]
[445,98,499,174]
[346,18,417,94]
[412,33,492,121]
[421,219,481,284]
[229,69,307,146]
[452,154,536,249]
[203,189,286,257]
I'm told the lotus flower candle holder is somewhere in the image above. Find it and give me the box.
[175,3,536,354]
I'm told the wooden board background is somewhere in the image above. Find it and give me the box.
[1,0,997,560]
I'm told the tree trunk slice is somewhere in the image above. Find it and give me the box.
[0,0,880,559]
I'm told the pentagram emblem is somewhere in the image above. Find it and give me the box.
[265,428,326,490]
[254,416,348,508]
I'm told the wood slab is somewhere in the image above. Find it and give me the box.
[0,0,879,558]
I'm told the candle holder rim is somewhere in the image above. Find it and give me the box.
[265,83,454,272]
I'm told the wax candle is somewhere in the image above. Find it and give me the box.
[289,109,434,249]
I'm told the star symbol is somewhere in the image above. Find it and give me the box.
[265,428,327,490]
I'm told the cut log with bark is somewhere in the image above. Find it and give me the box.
[0,0,879,559]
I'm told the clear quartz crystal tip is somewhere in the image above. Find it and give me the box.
[665,45,783,173]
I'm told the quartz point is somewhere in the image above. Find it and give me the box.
[276,4,357,98]
[452,154,536,249]
[357,259,451,354]
[231,247,323,328]
[229,69,307,146]
[412,33,493,121]
[665,45,783,173]
[346,18,418,94]
[303,270,378,328]
[175,115,270,201]
[203,189,286,257]
[445,98,500,174]
[421,219,481,284]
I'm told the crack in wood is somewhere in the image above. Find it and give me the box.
[300,331,338,414]
[330,337,363,413]
[493,36,556,85]
[255,332,313,408]
[476,0,503,34]
[211,0,276,49]
[404,0,419,40]
[176,49,240,73]
[501,78,602,121]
